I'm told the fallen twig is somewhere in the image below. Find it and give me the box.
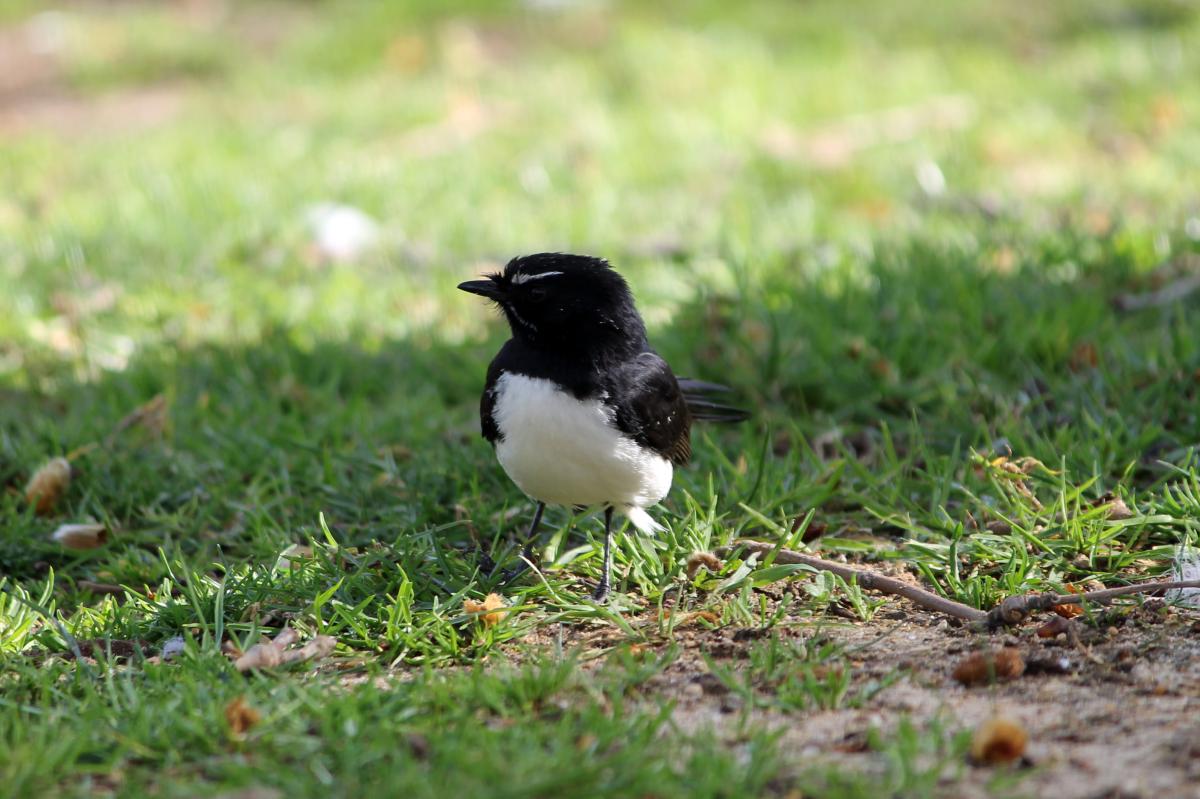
[979,582,1200,630]
[1113,273,1200,312]
[724,540,1200,631]
[724,540,987,623]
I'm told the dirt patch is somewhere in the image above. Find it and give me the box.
[0,11,182,137]
[0,84,188,137]
[0,1,305,138]
[527,600,1200,798]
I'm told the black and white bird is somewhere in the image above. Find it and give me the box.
[459,253,746,601]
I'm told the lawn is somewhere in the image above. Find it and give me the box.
[2,1,1200,797]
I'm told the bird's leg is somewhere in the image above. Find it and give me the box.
[494,502,545,584]
[470,528,496,576]
[520,501,546,564]
[591,506,614,603]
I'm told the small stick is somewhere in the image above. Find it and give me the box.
[724,541,987,623]
[723,540,1200,632]
[979,582,1200,630]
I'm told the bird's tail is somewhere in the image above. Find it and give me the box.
[623,506,665,535]
[677,378,749,423]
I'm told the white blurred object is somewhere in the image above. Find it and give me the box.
[519,161,551,194]
[915,159,946,197]
[1166,546,1200,609]
[25,11,69,56]
[160,636,186,661]
[1185,217,1200,241]
[305,203,381,263]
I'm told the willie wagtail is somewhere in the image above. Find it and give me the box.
[459,253,747,601]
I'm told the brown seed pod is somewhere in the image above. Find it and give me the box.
[952,648,1025,686]
[970,716,1028,765]
[25,457,72,515]
[50,523,108,550]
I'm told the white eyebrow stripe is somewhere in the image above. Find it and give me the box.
[510,270,563,285]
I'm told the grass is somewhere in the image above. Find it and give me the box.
[2,0,1200,796]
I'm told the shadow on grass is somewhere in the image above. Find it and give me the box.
[2,237,1197,611]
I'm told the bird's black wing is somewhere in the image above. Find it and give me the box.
[676,378,750,423]
[480,353,505,445]
[610,352,693,466]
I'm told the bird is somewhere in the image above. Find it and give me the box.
[458,252,747,601]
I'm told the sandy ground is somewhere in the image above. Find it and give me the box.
[529,599,1200,799]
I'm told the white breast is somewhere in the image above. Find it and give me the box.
[491,373,673,530]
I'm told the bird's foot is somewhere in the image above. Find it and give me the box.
[494,546,539,585]
[473,546,497,577]
[590,579,610,604]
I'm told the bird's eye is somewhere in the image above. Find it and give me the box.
[527,286,549,302]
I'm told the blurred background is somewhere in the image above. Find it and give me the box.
[2,0,1198,365]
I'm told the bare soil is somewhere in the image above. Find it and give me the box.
[530,600,1200,799]
[0,1,301,137]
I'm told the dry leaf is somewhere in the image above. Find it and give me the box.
[225,696,261,735]
[1053,584,1087,618]
[233,627,335,671]
[988,455,1047,476]
[869,357,896,382]
[283,635,336,664]
[1037,616,1074,638]
[1051,602,1084,619]
[107,393,168,443]
[1104,497,1134,520]
[276,544,314,570]
[464,593,508,627]
[50,523,108,550]
[25,457,71,515]
[235,640,285,670]
[952,648,1025,686]
[1069,341,1098,371]
[685,552,723,579]
[970,716,1028,765]
[794,516,828,543]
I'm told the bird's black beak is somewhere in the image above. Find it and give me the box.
[457,279,505,300]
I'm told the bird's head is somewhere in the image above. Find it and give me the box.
[458,253,646,352]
